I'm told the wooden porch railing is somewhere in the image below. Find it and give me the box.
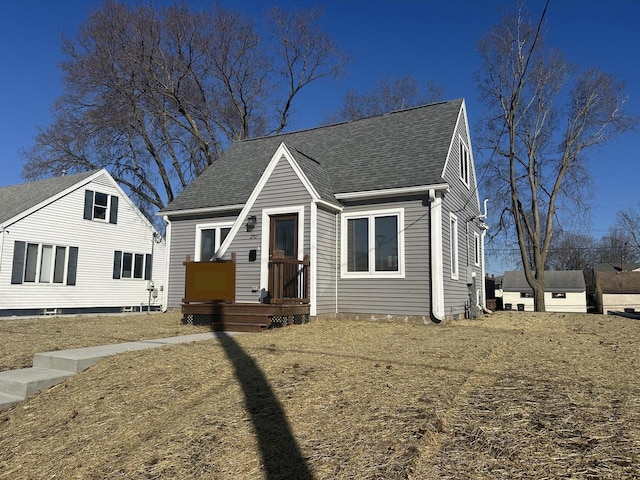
[268,254,310,305]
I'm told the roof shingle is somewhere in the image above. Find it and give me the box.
[0,171,96,225]
[162,99,463,213]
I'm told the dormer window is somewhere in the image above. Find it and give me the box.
[84,189,118,224]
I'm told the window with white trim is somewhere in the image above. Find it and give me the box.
[459,138,470,187]
[195,223,233,261]
[342,209,404,278]
[83,189,118,223]
[113,251,152,280]
[551,292,566,299]
[450,213,459,279]
[11,241,78,285]
[474,231,481,266]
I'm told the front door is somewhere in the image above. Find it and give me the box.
[269,214,298,260]
[268,214,299,301]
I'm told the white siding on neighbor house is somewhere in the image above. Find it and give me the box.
[502,291,586,313]
[601,294,640,314]
[315,206,337,315]
[440,112,484,318]
[165,212,239,309]
[0,173,165,312]
[337,196,430,317]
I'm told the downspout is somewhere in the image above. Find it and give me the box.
[429,189,445,323]
[479,199,489,311]
[161,215,171,312]
[0,227,5,277]
[335,213,339,314]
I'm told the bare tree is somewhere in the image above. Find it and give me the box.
[327,75,444,122]
[615,205,640,259]
[21,1,348,220]
[546,231,596,271]
[476,2,636,311]
[596,226,638,267]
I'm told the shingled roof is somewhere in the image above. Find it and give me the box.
[502,270,586,293]
[0,171,97,225]
[596,271,640,294]
[162,99,463,213]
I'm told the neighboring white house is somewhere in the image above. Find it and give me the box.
[501,270,587,313]
[0,170,165,316]
[595,271,640,314]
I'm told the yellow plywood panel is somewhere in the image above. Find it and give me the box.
[184,262,235,302]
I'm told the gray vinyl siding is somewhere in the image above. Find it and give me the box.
[337,196,430,316]
[225,156,312,303]
[166,213,239,308]
[316,206,338,314]
[441,113,483,317]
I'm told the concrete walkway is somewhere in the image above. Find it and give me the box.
[0,332,233,410]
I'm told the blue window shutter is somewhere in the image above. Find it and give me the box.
[67,247,79,286]
[11,241,26,284]
[113,251,122,279]
[109,196,118,224]
[84,190,94,220]
[144,254,152,280]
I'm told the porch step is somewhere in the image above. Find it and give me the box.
[0,367,74,399]
[211,322,268,333]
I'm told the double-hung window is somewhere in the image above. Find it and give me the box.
[113,251,152,280]
[341,209,404,278]
[450,213,459,280]
[459,138,470,187]
[195,223,233,261]
[474,232,481,266]
[84,189,118,223]
[11,241,78,285]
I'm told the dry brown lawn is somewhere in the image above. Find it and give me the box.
[0,311,639,479]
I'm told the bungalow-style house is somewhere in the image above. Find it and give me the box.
[0,170,165,316]
[593,263,640,314]
[160,99,487,325]
[501,270,587,313]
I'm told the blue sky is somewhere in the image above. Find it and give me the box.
[0,1,638,275]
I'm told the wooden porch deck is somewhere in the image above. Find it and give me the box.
[181,253,310,332]
[182,302,310,332]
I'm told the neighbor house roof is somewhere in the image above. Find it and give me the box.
[596,271,640,294]
[502,270,586,293]
[0,171,97,225]
[161,99,463,213]
[593,262,640,273]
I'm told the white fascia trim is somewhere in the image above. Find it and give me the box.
[259,205,305,293]
[159,204,244,218]
[340,207,405,279]
[314,198,343,212]
[283,146,321,201]
[310,202,318,316]
[335,183,449,201]
[429,189,445,322]
[217,143,311,259]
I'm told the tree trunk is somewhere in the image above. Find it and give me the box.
[533,283,546,312]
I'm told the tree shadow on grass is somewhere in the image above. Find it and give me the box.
[217,333,313,480]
